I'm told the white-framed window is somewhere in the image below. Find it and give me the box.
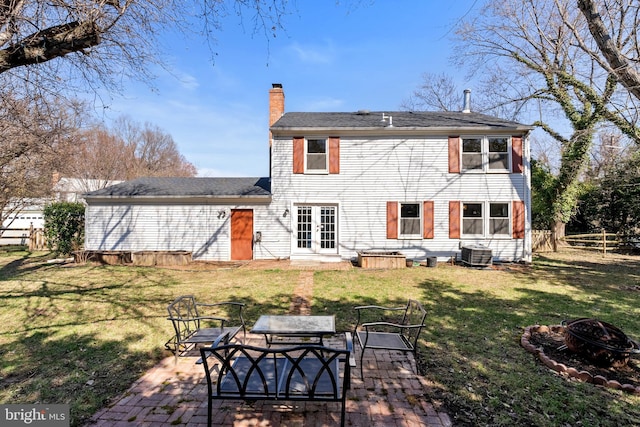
[489,202,510,235]
[400,202,421,238]
[306,138,328,173]
[461,136,511,172]
[462,202,511,237]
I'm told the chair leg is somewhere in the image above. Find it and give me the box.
[360,347,365,379]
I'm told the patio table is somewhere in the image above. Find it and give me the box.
[250,315,336,346]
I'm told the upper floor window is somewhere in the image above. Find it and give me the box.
[461,136,511,172]
[306,138,328,172]
[293,136,340,175]
[462,202,511,237]
[488,137,509,170]
[462,138,482,170]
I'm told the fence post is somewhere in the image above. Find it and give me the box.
[28,224,34,251]
[602,229,607,256]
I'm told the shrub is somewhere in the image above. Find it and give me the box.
[43,202,85,255]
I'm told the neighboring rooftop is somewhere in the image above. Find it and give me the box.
[84,177,271,199]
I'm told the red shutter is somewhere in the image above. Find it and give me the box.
[448,136,460,173]
[512,136,523,173]
[513,200,525,239]
[423,201,434,239]
[449,201,460,239]
[293,137,304,174]
[329,137,340,174]
[387,202,398,239]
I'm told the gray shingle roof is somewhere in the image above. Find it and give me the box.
[84,177,271,198]
[271,111,530,130]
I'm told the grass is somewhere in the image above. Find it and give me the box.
[1,250,639,426]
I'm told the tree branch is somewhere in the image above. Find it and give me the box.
[0,20,101,73]
[577,0,640,101]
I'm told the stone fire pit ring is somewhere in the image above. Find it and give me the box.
[521,325,640,394]
[562,318,640,368]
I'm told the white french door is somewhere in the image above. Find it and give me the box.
[295,205,338,254]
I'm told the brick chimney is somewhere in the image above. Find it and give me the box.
[269,83,284,146]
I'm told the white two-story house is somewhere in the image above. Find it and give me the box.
[84,84,533,263]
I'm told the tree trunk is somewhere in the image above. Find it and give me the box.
[551,220,568,249]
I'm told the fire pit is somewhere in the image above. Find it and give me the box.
[562,318,640,368]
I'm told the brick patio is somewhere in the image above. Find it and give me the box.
[86,333,452,427]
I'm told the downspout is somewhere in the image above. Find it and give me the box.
[523,130,533,263]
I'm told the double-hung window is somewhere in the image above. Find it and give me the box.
[489,203,510,235]
[462,138,483,171]
[306,138,328,173]
[462,202,511,237]
[461,136,511,172]
[462,203,483,236]
[400,203,421,238]
[488,137,509,170]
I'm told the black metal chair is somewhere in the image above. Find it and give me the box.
[200,332,353,427]
[165,295,246,362]
[352,299,427,378]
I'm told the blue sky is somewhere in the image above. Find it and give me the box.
[101,1,482,177]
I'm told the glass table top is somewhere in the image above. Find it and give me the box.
[251,315,336,335]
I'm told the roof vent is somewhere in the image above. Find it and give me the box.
[356,110,371,115]
[462,89,471,113]
[381,113,393,127]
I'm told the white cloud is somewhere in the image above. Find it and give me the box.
[176,73,199,90]
[288,42,335,64]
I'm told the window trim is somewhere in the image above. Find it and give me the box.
[398,201,422,239]
[461,201,512,238]
[462,202,484,237]
[304,137,329,174]
[488,202,511,237]
[460,136,512,173]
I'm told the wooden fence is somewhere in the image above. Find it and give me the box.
[0,227,47,251]
[532,230,556,252]
[531,230,639,254]
[562,230,621,254]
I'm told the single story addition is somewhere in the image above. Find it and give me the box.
[84,85,533,264]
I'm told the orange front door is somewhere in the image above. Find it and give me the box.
[231,209,253,260]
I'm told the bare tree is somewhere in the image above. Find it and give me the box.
[62,116,196,183]
[60,125,132,191]
[585,129,631,179]
[577,0,640,102]
[113,116,197,178]
[0,0,293,94]
[0,92,80,233]
[454,0,640,237]
[400,72,462,111]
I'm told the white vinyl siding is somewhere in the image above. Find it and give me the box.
[84,203,286,261]
[85,132,529,263]
[271,134,529,262]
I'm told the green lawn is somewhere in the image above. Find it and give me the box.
[1,250,639,426]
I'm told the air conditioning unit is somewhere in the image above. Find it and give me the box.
[461,245,493,267]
